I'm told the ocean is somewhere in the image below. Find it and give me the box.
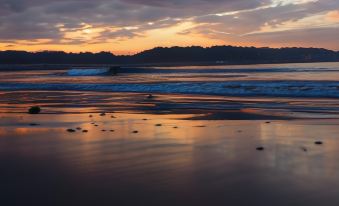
[1,62,339,206]
[1,62,339,118]
[1,62,339,97]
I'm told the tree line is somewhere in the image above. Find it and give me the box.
[0,46,338,65]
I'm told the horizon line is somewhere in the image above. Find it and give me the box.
[1,44,338,56]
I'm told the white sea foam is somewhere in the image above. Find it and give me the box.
[1,81,338,98]
[67,68,111,76]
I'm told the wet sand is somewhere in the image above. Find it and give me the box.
[1,91,339,206]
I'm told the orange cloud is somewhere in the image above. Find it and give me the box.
[0,21,224,55]
[327,10,339,21]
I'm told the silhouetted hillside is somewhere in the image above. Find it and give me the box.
[0,46,338,65]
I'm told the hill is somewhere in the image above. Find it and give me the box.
[0,46,338,65]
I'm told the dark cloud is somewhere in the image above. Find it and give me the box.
[0,0,338,49]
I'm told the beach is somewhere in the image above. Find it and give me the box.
[1,62,339,205]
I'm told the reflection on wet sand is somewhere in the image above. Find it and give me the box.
[1,111,339,206]
[1,91,339,120]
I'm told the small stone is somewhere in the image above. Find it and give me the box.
[132,130,139,133]
[315,141,323,145]
[256,147,265,151]
[82,130,88,133]
[155,124,162,127]
[111,116,116,118]
[147,94,154,99]
[89,115,93,118]
[29,123,40,126]
[28,106,41,114]
[94,124,98,127]
[76,127,82,130]
[102,129,106,132]
[110,130,115,132]
[67,129,76,133]
[142,118,148,121]
[100,113,106,116]
[300,147,307,152]
[173,126,178,129]
[265,121,271,124]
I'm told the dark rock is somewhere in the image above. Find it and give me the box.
[300,147,308,152]
[100,113,106,116]
[256,147,265,151]
[28,106,41,114]
[173,126,178,129]
[67,129,76,133]
[76,127,82,130]
[155,124,162,127]
[132,130,139,133]
[147,94,154,99]
[82,130,88,133]
[29,123,40,126]
[315,141,323,145]
[110,130,115,132]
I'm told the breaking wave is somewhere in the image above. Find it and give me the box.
[0,81,339,98]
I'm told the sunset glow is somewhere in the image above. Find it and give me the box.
[0,0,338,54]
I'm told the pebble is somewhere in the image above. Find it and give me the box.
[147,94,154,99]
[67,129,76,133]
[28,106,41,114]
[256,147,265,151]
[29,123,40,126]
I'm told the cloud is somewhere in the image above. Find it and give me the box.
[0,0,338,52]
[327,10,339,21]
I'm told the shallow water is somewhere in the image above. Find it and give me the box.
[0,62,339,118]
[1,62,339,98]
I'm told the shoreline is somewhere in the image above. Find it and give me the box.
[1,90,339,120]
[1,61,339,71]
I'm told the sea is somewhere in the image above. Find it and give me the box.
[0,62,339,98]
[1,62,339,117]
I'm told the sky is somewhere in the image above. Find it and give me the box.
[0,0,338,54]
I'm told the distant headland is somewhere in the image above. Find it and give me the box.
[1,45,338,66]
